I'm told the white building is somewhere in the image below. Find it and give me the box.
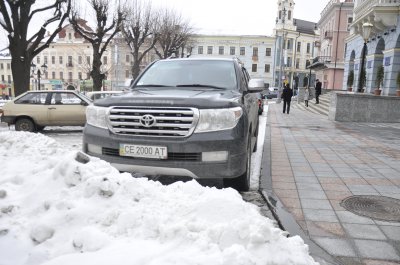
[190,34,275,87]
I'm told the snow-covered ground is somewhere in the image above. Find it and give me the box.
[0,105,318,265]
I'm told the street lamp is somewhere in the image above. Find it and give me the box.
[276,7,287,103]
[31,62,48,90]
[358,22,373,92]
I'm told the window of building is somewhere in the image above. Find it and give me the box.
[86,56,91,65]
[198,46,203,54]
[7,63,10,70]
[60,72,63,80]
[52,72,55,79]
[78,56,82,64]
[347,17,353,31]
[307,43,311,54]
[207,46,213,54]
[68,32,72,40]
[68,72,73,82]
[240,47,245,56]
[126,54,130,63]
[264,64,270,73]
[44,56,48,64]
[67,56,72,67]
[279,10,281,19]
[296,59,300,69]
[103,56,107,65]
[7,75,11,83]
[253,47,258,57]
[78,72,82,80]
[51,56,55,64]
[219,46,224,55]
[37,57,40,64]
[286,38,293,50]
[59,56,63,64]
[86,72,90,79]
[230,46,235,55]
[265,48,271,56]
[297,42,301,52]
[252,64,257,72]
[287,57,292,67]
[45,72,48,79]
[0,63,3,69]
[125,70,130,78]
[1,75,4,81]
[288,11,292,20]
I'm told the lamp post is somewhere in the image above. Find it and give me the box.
[276,7,287,103]
[358,22,373,92]
[31,62,48,90]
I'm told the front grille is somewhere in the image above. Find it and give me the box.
[108,106,198,137]
[102,147,201,161]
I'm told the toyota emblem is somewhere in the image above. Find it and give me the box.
[140,114,156,127]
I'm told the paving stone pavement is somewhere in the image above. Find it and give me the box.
[267,101,400,265]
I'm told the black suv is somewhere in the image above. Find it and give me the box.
[83,58,263,191]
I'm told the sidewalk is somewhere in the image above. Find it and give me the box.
[266,101,400,265]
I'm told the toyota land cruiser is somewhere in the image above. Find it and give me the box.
[83,58,263,191]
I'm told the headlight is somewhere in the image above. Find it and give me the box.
[194,107,243,133]
[86,105,108,129]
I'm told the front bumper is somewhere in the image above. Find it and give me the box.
[83,124,248,179]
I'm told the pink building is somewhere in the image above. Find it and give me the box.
[314,0,354,90]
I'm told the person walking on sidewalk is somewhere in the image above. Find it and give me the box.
[304,87,310,107]
[315,79,322,104]
[281,83,293,114]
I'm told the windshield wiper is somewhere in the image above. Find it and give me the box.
[135,84,170,88]
[176,84,226,89]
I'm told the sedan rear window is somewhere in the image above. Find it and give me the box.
[135,60,237,90]
[15,92,48,104]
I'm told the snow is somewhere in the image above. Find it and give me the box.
[0,104,318,265]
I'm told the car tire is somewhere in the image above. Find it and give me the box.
[36,125,45,131]
[15,118,36,132]
[224,137,251,192]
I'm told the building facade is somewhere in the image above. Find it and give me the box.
[0,53,13,97]
[343,0,400,95]
[314,0,354,90]
[274,0,320,90]
[190,34,276,87]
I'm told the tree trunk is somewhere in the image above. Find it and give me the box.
[10,51,31,96]
[91,47,104,91]
[131,60,141,80]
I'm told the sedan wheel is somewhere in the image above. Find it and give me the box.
[15,118,36,132]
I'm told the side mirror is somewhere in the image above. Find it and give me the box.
[81,100,89,106]
[248,79,264,92]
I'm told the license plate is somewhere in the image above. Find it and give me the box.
[119,144,168,159]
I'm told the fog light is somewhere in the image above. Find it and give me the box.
[87,144,102,155]
[202,151,228,162]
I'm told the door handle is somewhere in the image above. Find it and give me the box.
[48,107,56,110]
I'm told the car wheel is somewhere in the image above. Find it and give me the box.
[15,118,36,132]
[224,137,251,192]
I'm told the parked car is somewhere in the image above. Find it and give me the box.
[87,91,124,101]
[1,90,91,132]
[262,87,278,99]
[83,58,263,191]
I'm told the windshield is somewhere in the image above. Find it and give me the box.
[135,60,237,90]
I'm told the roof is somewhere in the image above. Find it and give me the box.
[295,19,317,35]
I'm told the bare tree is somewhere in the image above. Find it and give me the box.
[153,9,193,59]
[0,0,71,96]
[121,0,158,80]
[70,0,124,91]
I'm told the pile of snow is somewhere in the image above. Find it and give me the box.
[0,131,318,265]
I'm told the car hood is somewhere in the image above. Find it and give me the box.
[94,88,242,109]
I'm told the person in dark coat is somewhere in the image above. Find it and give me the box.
[281,83,293,114]
[315,79,322,104]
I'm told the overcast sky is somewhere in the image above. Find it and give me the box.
[152,0,329,35]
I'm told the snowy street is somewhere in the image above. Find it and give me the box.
[0,105,318,265]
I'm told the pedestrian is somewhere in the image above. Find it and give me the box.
[281,83,293,114]
[315,79,322,104]
[304,87,310,107]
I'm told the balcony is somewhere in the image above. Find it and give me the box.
[352,0,399,35]
[324,31,333,39]
[307,56,332,70]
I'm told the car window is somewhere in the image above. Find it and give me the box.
[50,93,82,105]
[15,92,48,104]
[136,60,237,90]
